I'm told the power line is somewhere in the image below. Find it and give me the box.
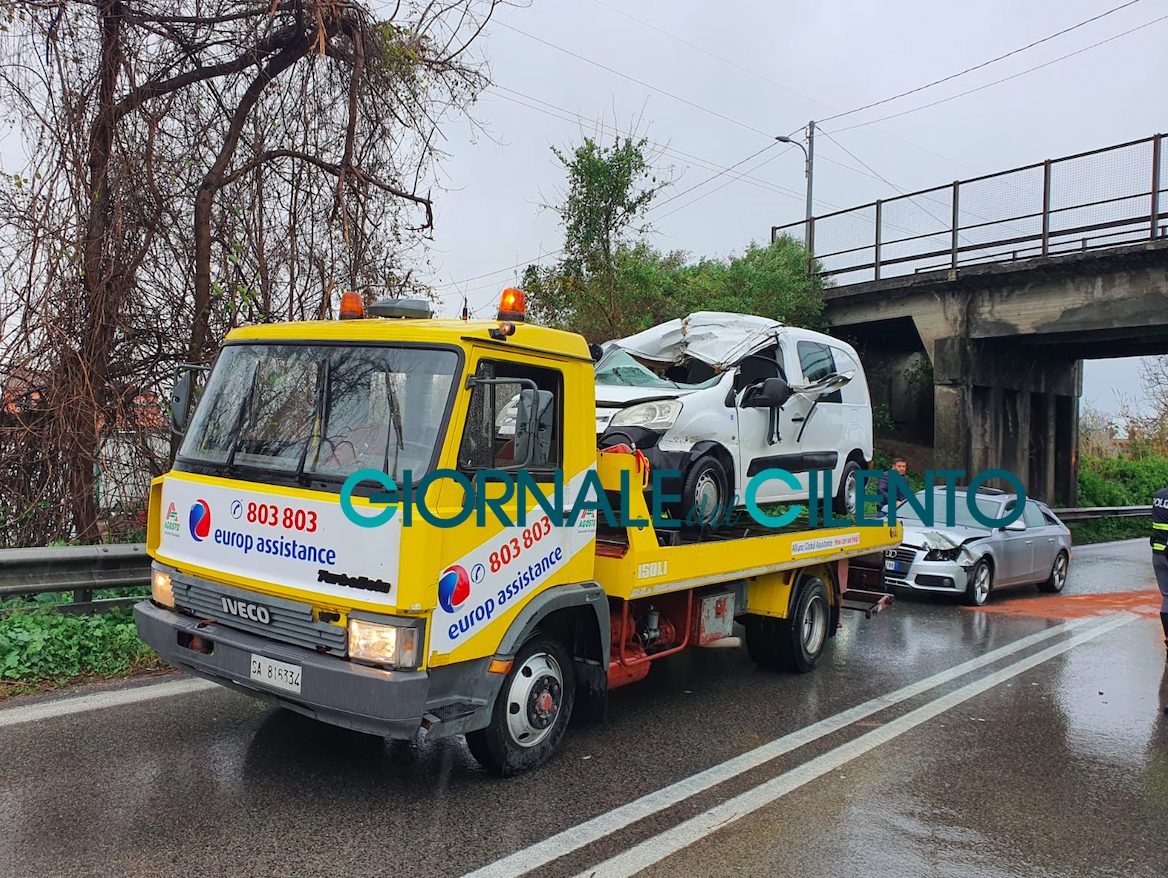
[820,0,1147,124]
[487,85,813,204]
[579,0,1012,177]
[494,20,775,139]
[830,10,1168,133]
[586,0,828,112]
[653,150,789,223]
[445,142,789,309]
[490,85,827,205]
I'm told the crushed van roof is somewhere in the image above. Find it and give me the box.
[607,312,782,370]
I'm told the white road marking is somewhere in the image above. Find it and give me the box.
[0,678,215,728]
[461,617,1094,878]
[573,612,1133,878]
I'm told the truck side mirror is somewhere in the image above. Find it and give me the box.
[515,388,554,467]
[742,376,792,409]
[170,370,194,436]
[170,363,210,436]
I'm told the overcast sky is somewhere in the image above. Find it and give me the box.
[1,0,1163,414]
[416,0,1167,413]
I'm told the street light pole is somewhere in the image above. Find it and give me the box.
[776,120,816,258]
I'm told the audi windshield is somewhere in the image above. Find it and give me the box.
[177,343,459,489]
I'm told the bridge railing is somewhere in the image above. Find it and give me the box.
[772,133,1168,284]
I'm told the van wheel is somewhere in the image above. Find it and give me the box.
[681,454,729,527]
[465,635,575,777]
[833,459,861,519]
[744,577,831,673]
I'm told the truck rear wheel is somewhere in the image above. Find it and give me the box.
[744,577,830,674]
[465,635,576,777]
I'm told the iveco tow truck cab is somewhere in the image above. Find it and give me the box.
[137,290,899,775]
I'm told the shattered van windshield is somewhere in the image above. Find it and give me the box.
[178,343,458,485]
[595,350,719,389]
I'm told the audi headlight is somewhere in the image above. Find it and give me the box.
[924,547,962,562]
[348,617,421,669]
[610,399,683,432]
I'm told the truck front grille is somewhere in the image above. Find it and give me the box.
[171,574,347,655]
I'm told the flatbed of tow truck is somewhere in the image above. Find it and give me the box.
[591,452,900,688]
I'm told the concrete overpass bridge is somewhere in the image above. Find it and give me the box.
[773,134,1168,504]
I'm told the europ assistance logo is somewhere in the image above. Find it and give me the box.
[438,564,471,613]
[188,499,212,542]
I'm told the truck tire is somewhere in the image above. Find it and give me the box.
[465,635,576,777]
[745,577,831,673]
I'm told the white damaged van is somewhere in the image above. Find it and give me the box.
[594,312,872,521]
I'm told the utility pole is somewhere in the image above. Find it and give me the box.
[804,120,815,259]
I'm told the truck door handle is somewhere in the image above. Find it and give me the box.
[791,416,805,422]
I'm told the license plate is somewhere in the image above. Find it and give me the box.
[885,560,907,573]
[249,653,302,694]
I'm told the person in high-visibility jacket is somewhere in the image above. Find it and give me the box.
[1152,485,1168,656]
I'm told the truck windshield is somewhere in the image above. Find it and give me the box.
[178,343,458,485]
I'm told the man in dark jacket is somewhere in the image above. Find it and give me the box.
[876,458,908,517]
[1153,485,1168,656]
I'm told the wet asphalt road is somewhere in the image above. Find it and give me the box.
[2,539,1166,878]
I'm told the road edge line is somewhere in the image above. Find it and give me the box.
[0,678,216,728]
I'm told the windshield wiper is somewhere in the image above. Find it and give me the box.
[225,362,261,473]
[295,358,330,484]
[382,370,406,477]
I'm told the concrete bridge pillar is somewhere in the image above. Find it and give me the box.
[925,335,1080,505]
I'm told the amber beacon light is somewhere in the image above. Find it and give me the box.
[497,287,526,322]
[339,290,365,320]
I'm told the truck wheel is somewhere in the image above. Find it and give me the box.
[680,454,729,527]
[832,460,861,519]
[745,577,831,674]
[465,635,576,777]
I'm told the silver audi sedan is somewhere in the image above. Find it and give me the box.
[882,488,1072,606]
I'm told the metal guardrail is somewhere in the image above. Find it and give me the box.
[0,508,1154,611]
[0,543,150,614]
[1051,505,1151,523]
[772,133,1167,284]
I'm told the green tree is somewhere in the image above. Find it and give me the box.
[525,135,666,338]
[526,133,824,342]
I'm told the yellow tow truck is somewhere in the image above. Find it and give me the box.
[136,291,900,775]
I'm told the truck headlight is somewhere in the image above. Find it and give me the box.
[348,617,421,669]
[151,569,174,608]
[610,399,683,432]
